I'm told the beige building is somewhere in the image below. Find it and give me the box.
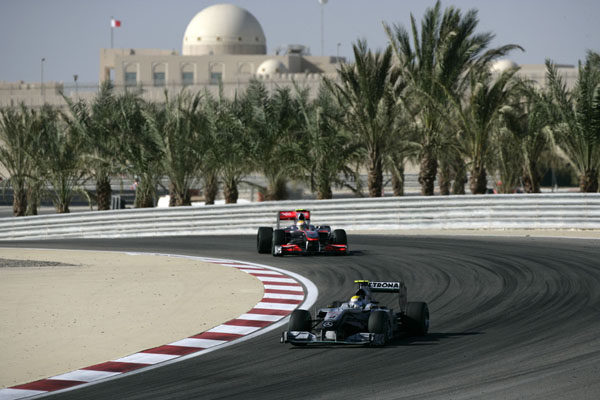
[0,3,580,107]
[98,3,342,101]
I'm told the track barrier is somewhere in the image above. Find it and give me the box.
[0,193,598,240]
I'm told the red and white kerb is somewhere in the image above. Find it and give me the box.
[0,257,305,400]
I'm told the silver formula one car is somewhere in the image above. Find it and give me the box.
[257,209,348,256]
[281,280,429,346]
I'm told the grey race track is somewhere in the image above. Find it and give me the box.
[3,234,600,399]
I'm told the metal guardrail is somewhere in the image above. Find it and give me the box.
[0,193,598,240]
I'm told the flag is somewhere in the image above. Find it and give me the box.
[111,18,121,28]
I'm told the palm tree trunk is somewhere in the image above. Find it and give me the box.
[469,166,488,194]
[391,164,405,196]
[204,173,219,205]
[180,189,191,206]
[12,181,27,217]
[168,182,176,207]
[438,166,451,196]
[53,179,71,213]
[522,161,541,193]
[96,176,112,211]
[367,151,383,197]
[55,201,70,214]
[315,165,333,200]
[169,183,191,206]
[25,181,40,215]
[223,179,239,204]
[521,173,538,193]
[579,169,599,193]
[317,182,333,200]
[134,178,155,208]
[266,176,287,201]
[418,149,437,196]
[452,162,467,194]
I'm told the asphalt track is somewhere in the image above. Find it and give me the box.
[3,234,600,399]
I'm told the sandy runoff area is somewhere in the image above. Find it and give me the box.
[0,249,263,388]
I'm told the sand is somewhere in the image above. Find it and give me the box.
[0,249,263,388]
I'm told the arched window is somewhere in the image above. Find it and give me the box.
[181,64,194,86]
[209,62,224,85]
[153,63,167,87]
[124,64,138,87]
[238,62,253,75]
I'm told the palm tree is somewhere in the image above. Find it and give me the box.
[295,84,362,199]
[452,67,520,194]
[63,81,124,210]
[115,92,163,208]
[33,105,87,213]
[202,170,219,205]
[493,125,524,193]
[546,51,600,192]
[199,118,220,206]
[383,120,419,196]
[199,89,227,206]
[450,153,468,194]
[0,104,40,216]
[501,82,554,193]
[385,0,522,195]
[200,101,220,205]
[325,40,400,197]
[243,80,300,201]
[204,91,251,204]
[144,91,205,206]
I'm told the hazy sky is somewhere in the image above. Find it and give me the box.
[0,0,598,85]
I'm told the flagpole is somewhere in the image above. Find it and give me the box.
[110,16,114,48]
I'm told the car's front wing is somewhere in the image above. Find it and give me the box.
[281,330,386,346]
[273,244,348,256]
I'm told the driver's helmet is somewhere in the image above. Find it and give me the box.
[349,295,365,309]
[296,213,307,230]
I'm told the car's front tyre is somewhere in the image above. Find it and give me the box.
[368,311,392,344]
[272,229,286,257]
[257,227,273,254]
[289,309,312,332]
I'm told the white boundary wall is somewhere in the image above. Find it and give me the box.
[0,193,599,240]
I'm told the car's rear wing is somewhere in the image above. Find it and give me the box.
[277,209,310,228]
[355,280,408,310]
[370,281,404,292]
[355,279,404,292]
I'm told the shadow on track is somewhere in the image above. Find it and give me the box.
[285,332,483,349]
[388,331,483,347]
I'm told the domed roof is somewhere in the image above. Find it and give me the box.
[257,59,287,76]
[490,59,519,73]
[182,4,266,56]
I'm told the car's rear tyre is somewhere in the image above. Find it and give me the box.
[332,229,347,245]
[289,309,312,332]
[257,227,273,254]
[406,302,429,336]
[272,229,286,256]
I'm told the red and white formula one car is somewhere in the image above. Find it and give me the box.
[257,209,348,256]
